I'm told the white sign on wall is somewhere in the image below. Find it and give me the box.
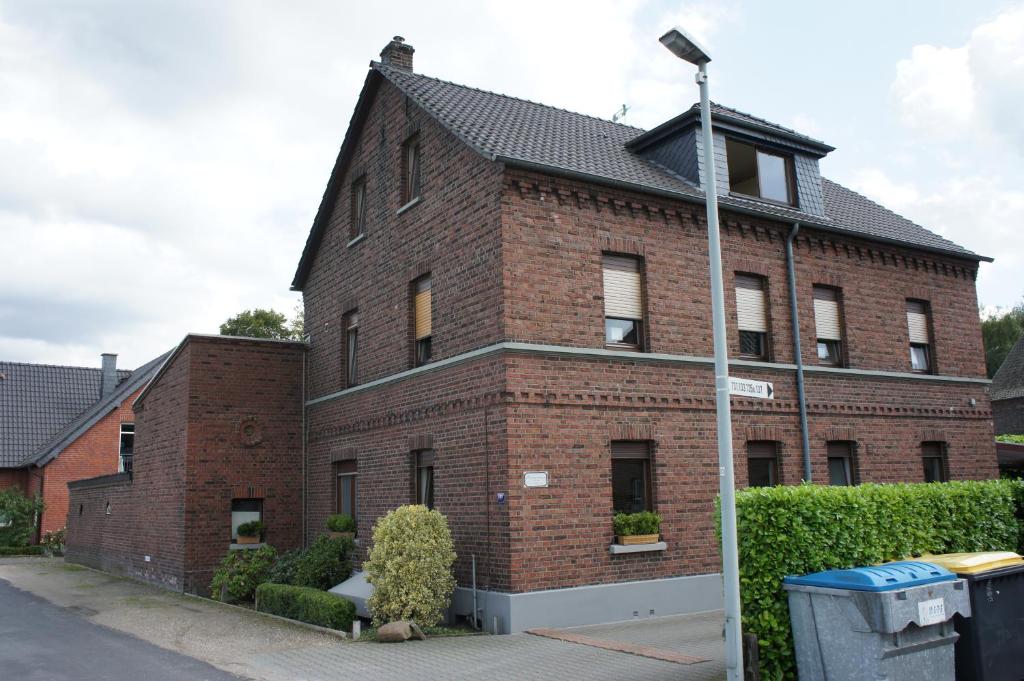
[523,471,549,488]
[729,377,774,399]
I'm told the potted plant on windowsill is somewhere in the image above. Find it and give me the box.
[326,513,356,539]
[613,511,661,545]
[236,520,265,545]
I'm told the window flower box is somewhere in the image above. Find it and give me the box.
[617,533,660,545]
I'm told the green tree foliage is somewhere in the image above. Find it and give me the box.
[725,480,1022,680]
[365,505,456,627]
[982,302,1024,377]
[219,308,303,340]
[0,488,44,547]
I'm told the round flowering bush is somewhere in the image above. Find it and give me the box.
[365,505,456,626]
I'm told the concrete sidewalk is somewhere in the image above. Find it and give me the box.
[0,558,726,681]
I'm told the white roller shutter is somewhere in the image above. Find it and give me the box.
[602,255,643,320]
[906,300,930,344]
[735,274,767,333]
[813,286,842,341]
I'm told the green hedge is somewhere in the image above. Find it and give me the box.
[255,583,356,631]
[728,480,1021,680]
[0,545,45,556]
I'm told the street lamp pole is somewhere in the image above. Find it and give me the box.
[659,28,744,681]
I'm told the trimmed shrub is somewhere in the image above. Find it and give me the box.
[326,513,356,533]
[209,545,277,603]
[291,535,355,591]
[255,583,356,631]
[365,505,456,627]
[0,488,44,547]
[0,545,45,556]
[613,511,661,537]
[268,548,303,586]
[727,480,1019,680]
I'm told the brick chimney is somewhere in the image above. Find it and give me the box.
[101,353,118,398]
[380,36,414,72]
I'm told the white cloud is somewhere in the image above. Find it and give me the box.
[891,44,973,136]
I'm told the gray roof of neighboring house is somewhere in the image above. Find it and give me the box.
[292,64,986,289]
[990,335,1024,402]
[20,352,170,468]
[0,362,130,468]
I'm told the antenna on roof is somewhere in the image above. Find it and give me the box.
[611,104,630,123]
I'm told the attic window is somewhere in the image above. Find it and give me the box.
[726,139,794,205]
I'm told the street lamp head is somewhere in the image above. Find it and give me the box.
[659,27,710,65]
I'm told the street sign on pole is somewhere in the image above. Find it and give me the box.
[729,377,774,399]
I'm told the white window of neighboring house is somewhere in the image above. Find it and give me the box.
[230,499,262,542]
[735,274,769,359]
[118,423,135,473]
[602,254,644,351]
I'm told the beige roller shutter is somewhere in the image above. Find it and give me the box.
[602,255,642,320]
[735,274,767,333]
[906,300,929,344]
[813,286,842,341]
[414,277,432,340]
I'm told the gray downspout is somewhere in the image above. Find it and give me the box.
[786,223,813,482]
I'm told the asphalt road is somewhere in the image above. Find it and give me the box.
[0,578,244,681]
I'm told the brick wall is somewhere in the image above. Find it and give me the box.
[38,388,142,536]
[0,469,29,495]
[65,475,135,578]
[302,78,504,401]
[994,397,1024,435]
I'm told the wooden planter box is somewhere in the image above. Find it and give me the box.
[617,534,660,545]
[236,534,261,545]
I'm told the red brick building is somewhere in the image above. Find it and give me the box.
[291,38,996,631]
[65,334,305,592]
[0,353,165,539]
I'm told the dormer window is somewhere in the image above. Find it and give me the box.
[726,139,795,205]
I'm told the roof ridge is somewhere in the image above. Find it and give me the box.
[374,62,648,134]
[0,360,132,373]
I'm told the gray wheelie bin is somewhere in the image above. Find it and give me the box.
[783,561,971,681]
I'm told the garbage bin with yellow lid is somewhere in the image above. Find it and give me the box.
[921,551,1024,681]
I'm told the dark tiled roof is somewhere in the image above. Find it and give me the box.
[21,352,170,467]
[376,65,982,260]
[0,363,130,468]
[991,335,1024,401]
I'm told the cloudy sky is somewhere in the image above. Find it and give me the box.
[1,1,1022,368]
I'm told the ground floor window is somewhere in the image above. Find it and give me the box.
[335,460,357,532]
[827,441,856,486]
[746,441,780,487]
[414,450,434,509]
[611,441,652,513]
[922,442,948,482]
[230,498,262,541]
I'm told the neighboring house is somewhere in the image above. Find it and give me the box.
[68,36,997,632]
[991,335,1024,435]
[0,352,166,538]
[65,335,305,592]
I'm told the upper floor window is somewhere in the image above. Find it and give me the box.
[726,139,794,205]
[335,460,357,535]
[611,441,652,513]
[735,274,769,360]
[922,442,948,483]
[345,311,359,387]
[813,286,843,366]
[350,177,367,240]
[402,134,421,205]
[826,441,856,486]
[414,275,432,366]
[118,423,134,473]
[747,441,779,487]
[602,254,645,351]
[906,300,932,373]
[415,450,435,509]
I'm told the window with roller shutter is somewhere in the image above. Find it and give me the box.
[414,275,432,366]
[813,286,843,366]
[602,254,645,351]
[906,300,932,373]
[735,274,769,359]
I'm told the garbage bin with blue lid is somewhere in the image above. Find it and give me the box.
[783,561,971,681]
